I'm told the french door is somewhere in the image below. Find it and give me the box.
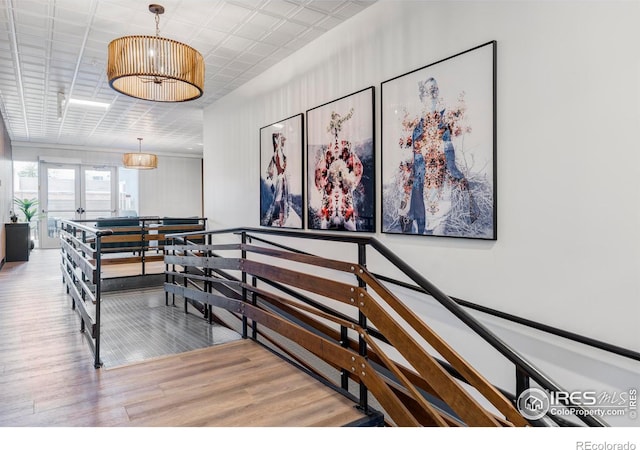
[39,163,117,248]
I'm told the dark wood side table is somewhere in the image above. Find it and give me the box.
[5,223,30,262]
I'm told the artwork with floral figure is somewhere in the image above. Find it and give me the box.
[307,87,375,232]
[381,41,496,239]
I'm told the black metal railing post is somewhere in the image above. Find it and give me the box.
[357,242,369,413]
[80,229,87,302]
[251,276,258,339]
[205,233,212,323]
[515,366,530,400]
[183,238,188,314]
[340,325,349,390]
[241,231,248,339]
[94,233,103,369]
[171,237,177,306]
[164,238,169,306]
[141,220,147,275]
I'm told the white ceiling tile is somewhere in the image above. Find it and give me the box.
[315,15,342,30]
[246,41,279,56]
[12,1,49,17]
[275,21,307,36]
[234,22,269,40]
[248,12,283,29]
[290,7,326,25]
[334,1,371,19]
[221,35,254,52]
[217,2,254,21]
[306,1,345,13]
[261,30,294,47]
[260,0,300,17]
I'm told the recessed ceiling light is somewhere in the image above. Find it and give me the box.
[68,98,110,108]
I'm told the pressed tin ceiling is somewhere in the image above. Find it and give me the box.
[0,0,375,157]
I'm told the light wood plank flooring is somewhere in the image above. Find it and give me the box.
[0,249,369,426]
[101,259,166,278]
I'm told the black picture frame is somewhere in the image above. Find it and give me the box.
[259,113,305,229]
[381,41,497,240]
[306,86,376,232]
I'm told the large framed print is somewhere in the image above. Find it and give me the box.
[307,86,375,232]
[381,41,497,240]
[260,113,304,229]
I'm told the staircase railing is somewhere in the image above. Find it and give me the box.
[59,217,208,367]
[163,227,609,427]
[59,219,111,368]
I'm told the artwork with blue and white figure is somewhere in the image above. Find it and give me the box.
[307,87,375,232]
[381,41,497,240]
[260,113,304,229]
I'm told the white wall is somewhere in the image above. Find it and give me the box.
[138,155,203,218]
[202,0,640,422]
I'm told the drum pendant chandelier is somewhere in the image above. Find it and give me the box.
[123,138,158,170]
[107,4,204,102]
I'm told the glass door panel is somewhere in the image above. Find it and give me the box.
[39,165,80,248]
[83,168,116,220]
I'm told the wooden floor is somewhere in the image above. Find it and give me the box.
[0,249,369,426]
[101,259,165,278]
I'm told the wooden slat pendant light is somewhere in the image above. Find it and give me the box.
[107,4,204,102]
[123,138,158,170]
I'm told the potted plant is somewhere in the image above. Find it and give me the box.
[13,197,39,249]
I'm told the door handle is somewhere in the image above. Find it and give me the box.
[76,207,85,214]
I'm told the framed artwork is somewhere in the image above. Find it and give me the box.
[381,41,497,240]
[259,113,304,229]
[306,86,375,232]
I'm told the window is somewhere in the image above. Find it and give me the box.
[13,161,39,222]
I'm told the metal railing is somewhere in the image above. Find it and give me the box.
[70,217,207,277]
[162,226,612,427]
[59,219,111,368]
[59,217,207,368]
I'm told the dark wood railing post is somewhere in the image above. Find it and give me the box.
[357,242,369,413]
